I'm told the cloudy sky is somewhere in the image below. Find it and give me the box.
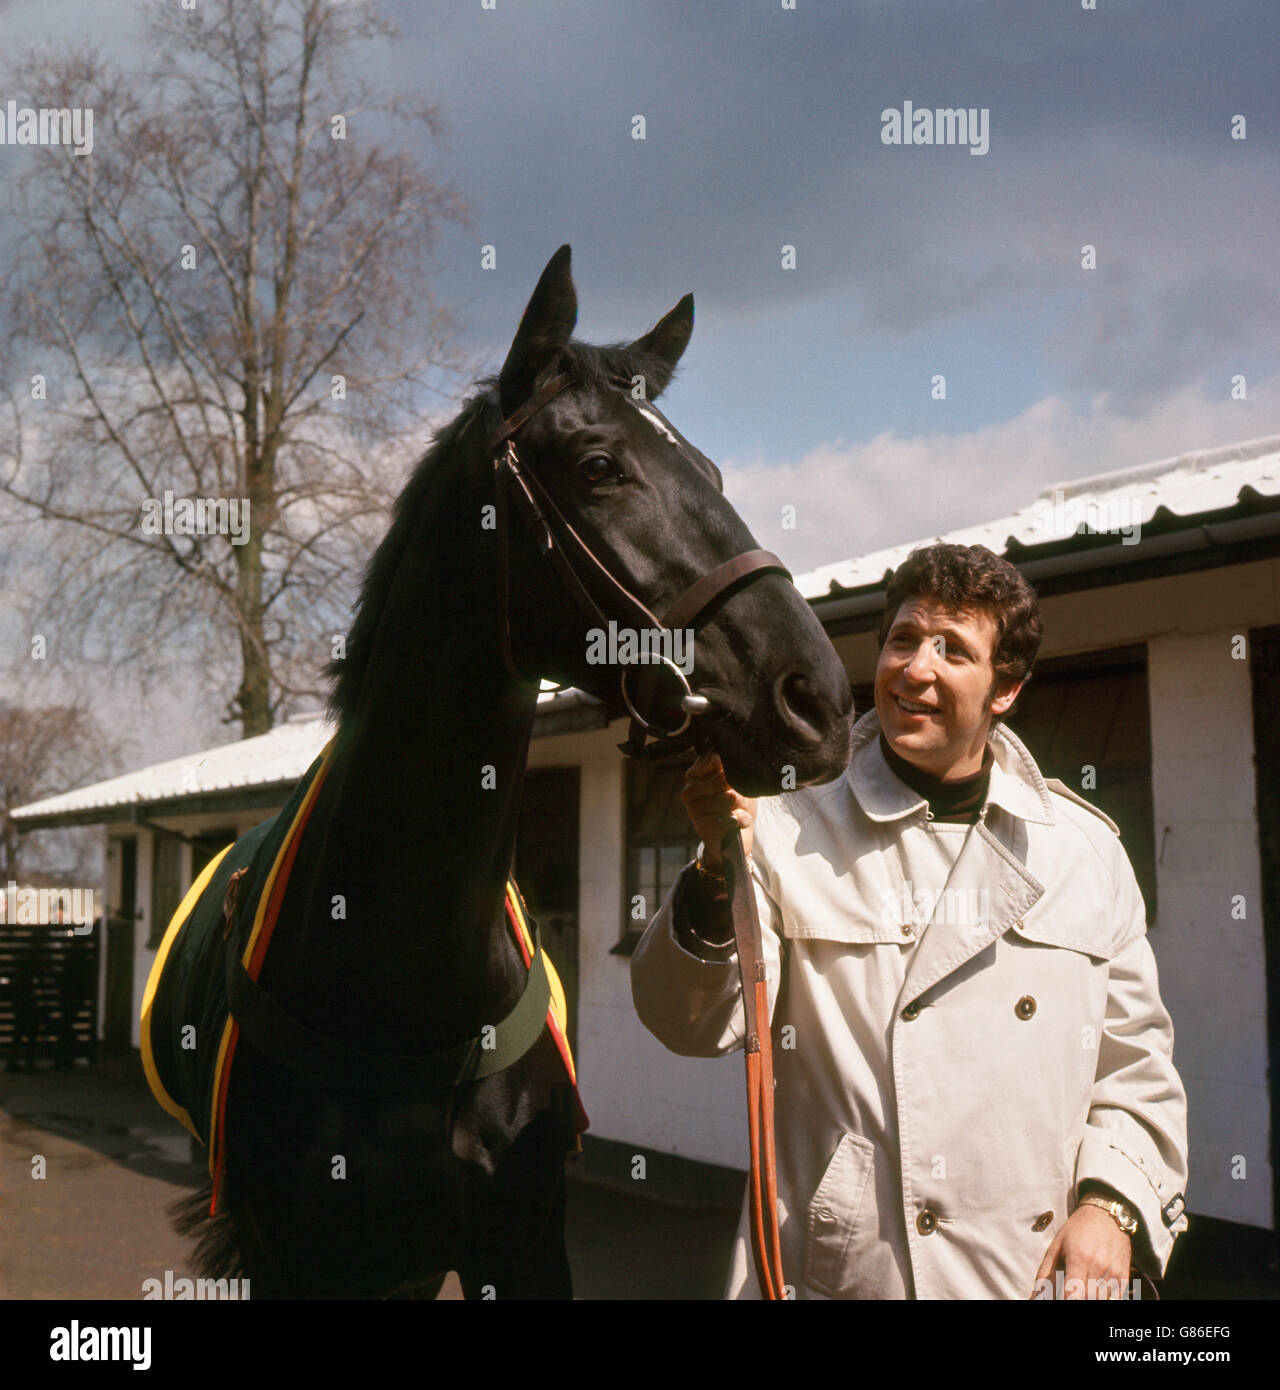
[0,0,1276,764]
[385,0,1278,570]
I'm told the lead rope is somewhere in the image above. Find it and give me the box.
[722,826,786,1300]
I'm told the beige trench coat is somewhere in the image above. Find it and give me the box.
[630,711,1189,1299]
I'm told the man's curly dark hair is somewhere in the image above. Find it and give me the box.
[877,543,1043,698]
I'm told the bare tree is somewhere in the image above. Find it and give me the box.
[0,702,116,881]
[0,0,468,736]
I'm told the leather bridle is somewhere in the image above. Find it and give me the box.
[489,370,789,1298]
[487,371,791,760]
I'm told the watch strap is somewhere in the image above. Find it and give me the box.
[1079,1192,1139,1235]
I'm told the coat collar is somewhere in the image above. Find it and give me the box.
[846,709,1054,827]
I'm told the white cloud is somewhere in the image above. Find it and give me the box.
[721,379,1278,576]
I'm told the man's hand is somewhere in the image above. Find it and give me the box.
[681,753,756,871]
[1032,1204,1132,1299]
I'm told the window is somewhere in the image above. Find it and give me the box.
[617,756,699,953]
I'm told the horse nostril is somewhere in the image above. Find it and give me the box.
[775,671,825,745]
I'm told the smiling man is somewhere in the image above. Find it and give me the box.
[631,542,1189,1300]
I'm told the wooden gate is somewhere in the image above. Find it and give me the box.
[0,921,99,1068]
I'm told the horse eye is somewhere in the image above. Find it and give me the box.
[578,454,618,485]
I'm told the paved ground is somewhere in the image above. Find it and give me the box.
[3,1059,1276,1301]
[0,1059,735,1300]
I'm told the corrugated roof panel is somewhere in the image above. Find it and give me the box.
[11,716,334,822]
[793,434,1280,599]
[11,689,595,822]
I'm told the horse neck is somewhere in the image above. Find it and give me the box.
[277,428,542,1045]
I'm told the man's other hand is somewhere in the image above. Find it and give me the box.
[1031,1205,1133,1299]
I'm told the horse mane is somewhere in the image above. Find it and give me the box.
[326,338,681,725]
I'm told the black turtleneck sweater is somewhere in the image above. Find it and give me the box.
[878,735,994,824]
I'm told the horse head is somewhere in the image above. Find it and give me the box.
[494,246,852,797]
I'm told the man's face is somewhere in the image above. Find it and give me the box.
[874,596,1022,780]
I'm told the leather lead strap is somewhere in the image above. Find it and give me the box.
[723,827,786,1300]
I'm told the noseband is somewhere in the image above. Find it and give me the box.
[487,372,791,760]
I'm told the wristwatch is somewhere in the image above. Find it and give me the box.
[1078,1193,1139,1236]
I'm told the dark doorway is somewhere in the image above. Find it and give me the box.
[104,836,137,1053]
[1249,624,1280,1241]
[515,768,580,1057]
[1006,647,1157,920]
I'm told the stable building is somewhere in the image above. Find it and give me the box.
[13,431,1280,1258]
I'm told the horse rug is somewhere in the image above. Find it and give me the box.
[141,740,585,1214]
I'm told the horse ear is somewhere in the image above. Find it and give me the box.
[499,245,578,414]
[627,293,694,399]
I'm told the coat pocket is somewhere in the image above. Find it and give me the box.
[804,1133,876,1297]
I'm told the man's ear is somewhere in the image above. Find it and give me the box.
[990,678,1024,717]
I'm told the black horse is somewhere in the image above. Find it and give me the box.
[165,246,853,1298]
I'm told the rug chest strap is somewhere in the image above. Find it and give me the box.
[225,928,552,1094]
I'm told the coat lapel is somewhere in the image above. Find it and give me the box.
[898,818,1044,1004]
[841,712,1053,1004]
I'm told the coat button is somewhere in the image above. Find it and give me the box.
[900,922,914,937]
[1015,995,1036,1020]
[1033,1211,1054,1231]
[901,999,922,1021]
[916,1209,938,1235]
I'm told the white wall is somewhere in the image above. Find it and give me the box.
[130,829,154,1051]
[1147,631,1269,1226]
[100,828,120,1044]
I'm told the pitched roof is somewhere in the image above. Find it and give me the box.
[11,690,602,828]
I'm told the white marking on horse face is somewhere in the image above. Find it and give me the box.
[634,403,680,447]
